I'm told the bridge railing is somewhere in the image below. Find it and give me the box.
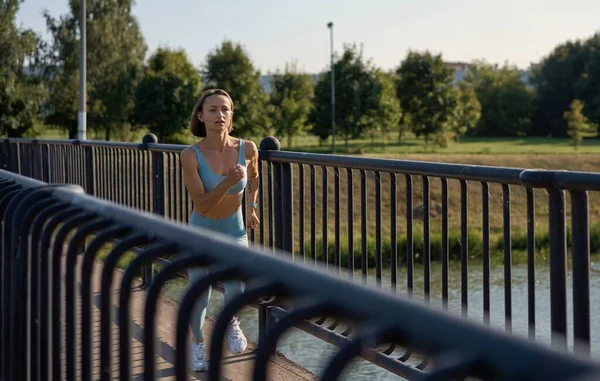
[260,143,600,358]
[1,135,598,362]
[1,168,599,381]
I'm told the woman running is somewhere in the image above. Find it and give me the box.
[180,88,260,371]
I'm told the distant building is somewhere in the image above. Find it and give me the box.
[445,61,472,72]
[444,61,473,82]
[259,76,272,95]
[259,73,319,95]
[444,61,531,85]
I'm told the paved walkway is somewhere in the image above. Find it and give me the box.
[76,259,316,380]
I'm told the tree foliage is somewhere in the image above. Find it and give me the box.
[133,48,202,143]
[564,99,598,148]
[311,44,401,150]
[462,61,533,137]
[452,84,481,140]
[0,0,46,137]
[531,33,600,137]
[365,70,401,146]
[43,0,146,140]
[202,40,269,138]
[395,51,458,146]
[574,36,600,129]
[269,62,314,148]
[5,5,600,148]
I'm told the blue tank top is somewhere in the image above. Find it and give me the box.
[190,140,247,195]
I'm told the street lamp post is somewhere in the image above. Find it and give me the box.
[327,22,335,154]
[78,0,87,140]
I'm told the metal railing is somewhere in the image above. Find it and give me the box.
[1,168,599,381]
[1,135,599,373]
[260,146,599,356]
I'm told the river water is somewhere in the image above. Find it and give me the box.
[163,258,600,380]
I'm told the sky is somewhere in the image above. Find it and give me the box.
[15,0,600,74]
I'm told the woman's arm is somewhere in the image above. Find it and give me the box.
[245,140,259,208]
[181,148,240,214]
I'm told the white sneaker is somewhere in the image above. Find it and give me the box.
[190,341,207,372]
[226,317,248,354]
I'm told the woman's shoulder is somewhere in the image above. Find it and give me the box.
[242,139,258,159]
[233,137,254,147]
[181,144,198,155]
[180,145,200,166]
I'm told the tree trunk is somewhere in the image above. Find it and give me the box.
[69,122,77,139]
[397,114,406,142]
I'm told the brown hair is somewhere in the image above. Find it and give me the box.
[188,88,235,137]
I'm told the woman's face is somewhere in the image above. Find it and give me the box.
[198,94,233,135]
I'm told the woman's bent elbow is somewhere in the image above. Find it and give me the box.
[193,199,212,214]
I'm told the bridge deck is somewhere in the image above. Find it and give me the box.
[69,258,316,380]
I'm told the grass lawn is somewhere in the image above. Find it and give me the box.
[279,134,600,155]
[34,127,150,142]
[35,128,600,155]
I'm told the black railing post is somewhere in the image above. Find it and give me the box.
[548,187,568,349]
[40,144,50,183]
[84,145,96,196]
[34,140,43,181]
[147,133,165,215]
[63,143,70,184]
[0,139,8,171]
[258,300,277,345]
[143,133,162,287]
[9,140,19,174]
[519,169,569,348]
[569,189,590,356]
[258,302,267,343]
[260,137,293,253]
[281,160,293,253]
[29,140,38,180]
[273,161,283,250]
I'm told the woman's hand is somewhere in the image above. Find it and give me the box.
[246,208,260,230]
[224,164,245,187]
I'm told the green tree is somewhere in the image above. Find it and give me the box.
[454,82,481,138]
[133,48,202,143]
[41,9,78,138]
[452,84,481,140]
[310,75,333,145]
[395,51,458,146]
[462,61,533,137]
[363,70,401,146]
[43,0,146,140]
[0,0,46,138]
[312,44,372,149]
[564,99,598,148]
[574,39,600,130]
[311,44,400,151]
[269,62,314,148]
[202,40,269,138]
[531,33,600,137]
